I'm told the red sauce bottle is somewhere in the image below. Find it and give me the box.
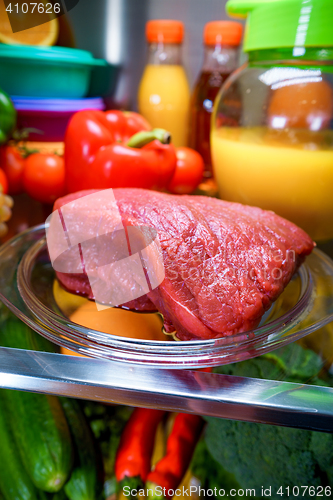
[189,21,243,187]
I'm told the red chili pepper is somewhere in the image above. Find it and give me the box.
[115,408,166,486]
[64,110,177,193]
[146,413,204,498]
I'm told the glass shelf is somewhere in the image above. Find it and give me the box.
[0,345,332,432]
[0,224,332,432]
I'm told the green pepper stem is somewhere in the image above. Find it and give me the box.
[117,476,144,500]
[145,481,166,499]
[127,129,171,148]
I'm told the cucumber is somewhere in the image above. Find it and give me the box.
[0,312,74,492]
[0,392,48,500]
[3,389,74,492]
[0,305,58,353]
[52,490,69,500]
[60,397,104,500]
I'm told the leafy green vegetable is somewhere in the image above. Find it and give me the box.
[191,440,249,500]
[214,342,323,383]
[192,343,333,500]
[83,402,132,481]
[204,419,331,496]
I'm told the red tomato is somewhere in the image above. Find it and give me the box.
[0,168,8,194]
[168,147,204,194]
[23,154,65,204]
[0,145,25,194]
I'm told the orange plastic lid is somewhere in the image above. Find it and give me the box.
[204,21,243,46]
[146,20,184,44]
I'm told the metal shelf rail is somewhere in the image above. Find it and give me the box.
[0,345,332,433]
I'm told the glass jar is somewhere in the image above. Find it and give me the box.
[138,20,190,148]
[189,21,242,182]
[211,0,333,243]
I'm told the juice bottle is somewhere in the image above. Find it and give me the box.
[189,21,242,183]
[138,20,190,148]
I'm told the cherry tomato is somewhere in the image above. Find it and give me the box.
[168,147,204,194]
[0,168,8,194]
[23,154,65,204]
[0,145,25,194]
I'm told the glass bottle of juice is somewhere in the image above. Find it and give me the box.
[138,20,190,148]
[189,21,243,187]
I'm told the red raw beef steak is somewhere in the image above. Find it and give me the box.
[51,188,314,341]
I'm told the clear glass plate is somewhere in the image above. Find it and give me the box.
[1,224,333,368]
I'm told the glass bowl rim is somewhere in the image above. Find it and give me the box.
[1,224,332,367]
[18,230,313,350]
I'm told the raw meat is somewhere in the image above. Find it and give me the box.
[52,189,314,341]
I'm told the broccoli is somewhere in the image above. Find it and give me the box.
[204,419,333,498]
[192,343,333,500]
[191,439,257,500]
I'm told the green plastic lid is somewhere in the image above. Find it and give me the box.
[226,0,333,51]
[0,44,105,67]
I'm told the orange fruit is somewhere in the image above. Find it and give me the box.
[60,304,166,357]
[60,345,88,358]
[267,80,333,130]
[0,0,59,46]
[69,301,166,341]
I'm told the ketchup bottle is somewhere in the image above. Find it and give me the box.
[189,21,243,187]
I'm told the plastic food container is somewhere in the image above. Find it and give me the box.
[211,0,333,243]
[12,96,106,142]
[0,45,107,98]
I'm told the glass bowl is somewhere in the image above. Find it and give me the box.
[1,224,333,368]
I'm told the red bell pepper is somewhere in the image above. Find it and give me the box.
[64,110,177,193]
[102,110,151,142]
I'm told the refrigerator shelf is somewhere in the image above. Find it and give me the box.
[0,345,332,432]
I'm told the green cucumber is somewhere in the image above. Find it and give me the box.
[0,305,58,353]
[60,398,104,500]
[3,389,74,492]
[0,392,48,500]
[52,490,69,500]
[0,313,74,492]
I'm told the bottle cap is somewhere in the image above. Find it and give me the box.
[204,21,243,46]
[146,20,184,44]
[226,0,333,52]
